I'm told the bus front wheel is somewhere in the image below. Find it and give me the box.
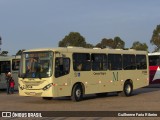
[71,84,83,102]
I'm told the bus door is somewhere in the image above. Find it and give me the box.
[54,57,71,96]
[11,59,20,90]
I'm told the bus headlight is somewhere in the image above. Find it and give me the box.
[42,83,53,91]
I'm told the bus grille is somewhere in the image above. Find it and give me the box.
[22,81,44,86]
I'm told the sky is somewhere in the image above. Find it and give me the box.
[0,0,160,55]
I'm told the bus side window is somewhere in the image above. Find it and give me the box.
[108,54,122,70]
[63,58,70,74]
[73,53,91,71]
[55,57,70,78]
[136,55,147,69]
[91,54,107,71]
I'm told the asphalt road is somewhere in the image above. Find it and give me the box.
[0,86,160,119]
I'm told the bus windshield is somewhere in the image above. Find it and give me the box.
[19,51,53,78]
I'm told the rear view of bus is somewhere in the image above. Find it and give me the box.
[148,52,160,84]
[0,56,20,90]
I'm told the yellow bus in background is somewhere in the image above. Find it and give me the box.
[0,55,20,90]
[18,47,149,101]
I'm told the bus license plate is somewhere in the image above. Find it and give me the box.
[30,92,35,95]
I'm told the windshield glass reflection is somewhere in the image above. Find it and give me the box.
[21,51,53,78]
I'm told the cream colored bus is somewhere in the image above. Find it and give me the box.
[0,55,20,90]
[18,47,149,101]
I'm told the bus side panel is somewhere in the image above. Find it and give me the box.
[131,70,149,89]
[149,66,160,84]
[72,72,102,94]
[55,75,72,97]
[0,73,7,89]
[70,71,123,95]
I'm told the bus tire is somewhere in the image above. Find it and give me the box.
[71,84,83,102]
[42,97,52,100]
[119,81,133,97]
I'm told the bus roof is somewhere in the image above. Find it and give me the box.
[0,55,21,61]
[148,52,160,56]
[23,47,147,55]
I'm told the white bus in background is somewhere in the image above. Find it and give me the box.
[18,47,149,101]
[0,55,20,90]
[148,52,160,84]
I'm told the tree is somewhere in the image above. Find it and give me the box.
[0,51,8,56]
[16,49,25,55]
[95,38,114,49]
[113,36,125,49]
[59,32,87,47]
[95,36,125,49]
[95,43,102,48]
[150,25,160,51]
[131,41,148,51]
[85,43,94,48]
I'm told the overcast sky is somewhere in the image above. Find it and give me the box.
[0,0,160,55]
